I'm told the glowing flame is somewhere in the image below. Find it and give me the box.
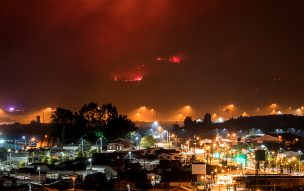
[169,56,182,64]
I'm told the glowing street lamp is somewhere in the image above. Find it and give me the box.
[72,177,76,190]
[185,105,191,111]
[217,117,224,123]
[22,136,26,147]
[153,121,159,127]
[177,113,183,121]
[7,149,12,165]
[140,106,146,110]
[158,126,162,132]
[242,112,248,117]
[128,151,132,162]
[270,103,278,109]
[151,175,155,189]
[37,166,41,184]
[61,152,65,161]
[31,137,36,147]
[88,158,92,168]
[9,107,15,112]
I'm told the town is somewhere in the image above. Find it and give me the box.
[1,104,304,190]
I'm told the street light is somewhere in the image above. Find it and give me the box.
[135,137,139,149]
[72,176,76,190]
[31,137,36,147]
[80,138,84,153]
[128,151,132,162]
[96,138,102,153]
[88,158,92,168]
[22,136,26,147]
[186,141,189,152]
[37,166,41,184]
[14,139,17,151]
[7,149,12,166]
[0,139,4,144]
[61,152,65,162]
[151,175,155,189]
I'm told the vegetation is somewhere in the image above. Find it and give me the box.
[51,102,137,144]
[140,135,156,148]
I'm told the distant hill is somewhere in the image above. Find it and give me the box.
[173,114,304,138]
[218,114,304,133]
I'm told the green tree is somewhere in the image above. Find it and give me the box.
[19,161,26,168]
[140,135,156,148]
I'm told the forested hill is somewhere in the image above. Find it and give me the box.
[174,114,304,138]
[218,114,304,132]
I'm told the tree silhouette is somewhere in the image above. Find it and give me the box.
[203,113,212,126]
[79,102,103,128]
[184,116,196,128]
[105,114,136,140]
[51,107,77,144]
[52,103,136,143]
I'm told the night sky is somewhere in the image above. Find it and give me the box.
[1,0,304,120]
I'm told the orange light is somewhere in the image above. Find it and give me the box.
[184,105,191,111]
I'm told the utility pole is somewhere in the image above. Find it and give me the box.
[80,138,84,153]
[100,137,102,153]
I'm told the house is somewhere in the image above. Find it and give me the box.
[89,165,118,179]
[158,153,180,160]
[250,135,282,144]
[168,185,195,191]
[147,172,161,184]
[6,151,29,163]
[107,138,134,151]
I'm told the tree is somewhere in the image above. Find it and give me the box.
[79,103,119,129]
[52,103,136,143]
[77,103,137,141]
[99,103,118,122]
[203,113,212,126]
[51,107,76,144]
[105,114,137,140]
[140,135,156,148]
[172,124,180,132]
[184,116,196,128]
[79,102,103,128]
[51,107,74,125]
